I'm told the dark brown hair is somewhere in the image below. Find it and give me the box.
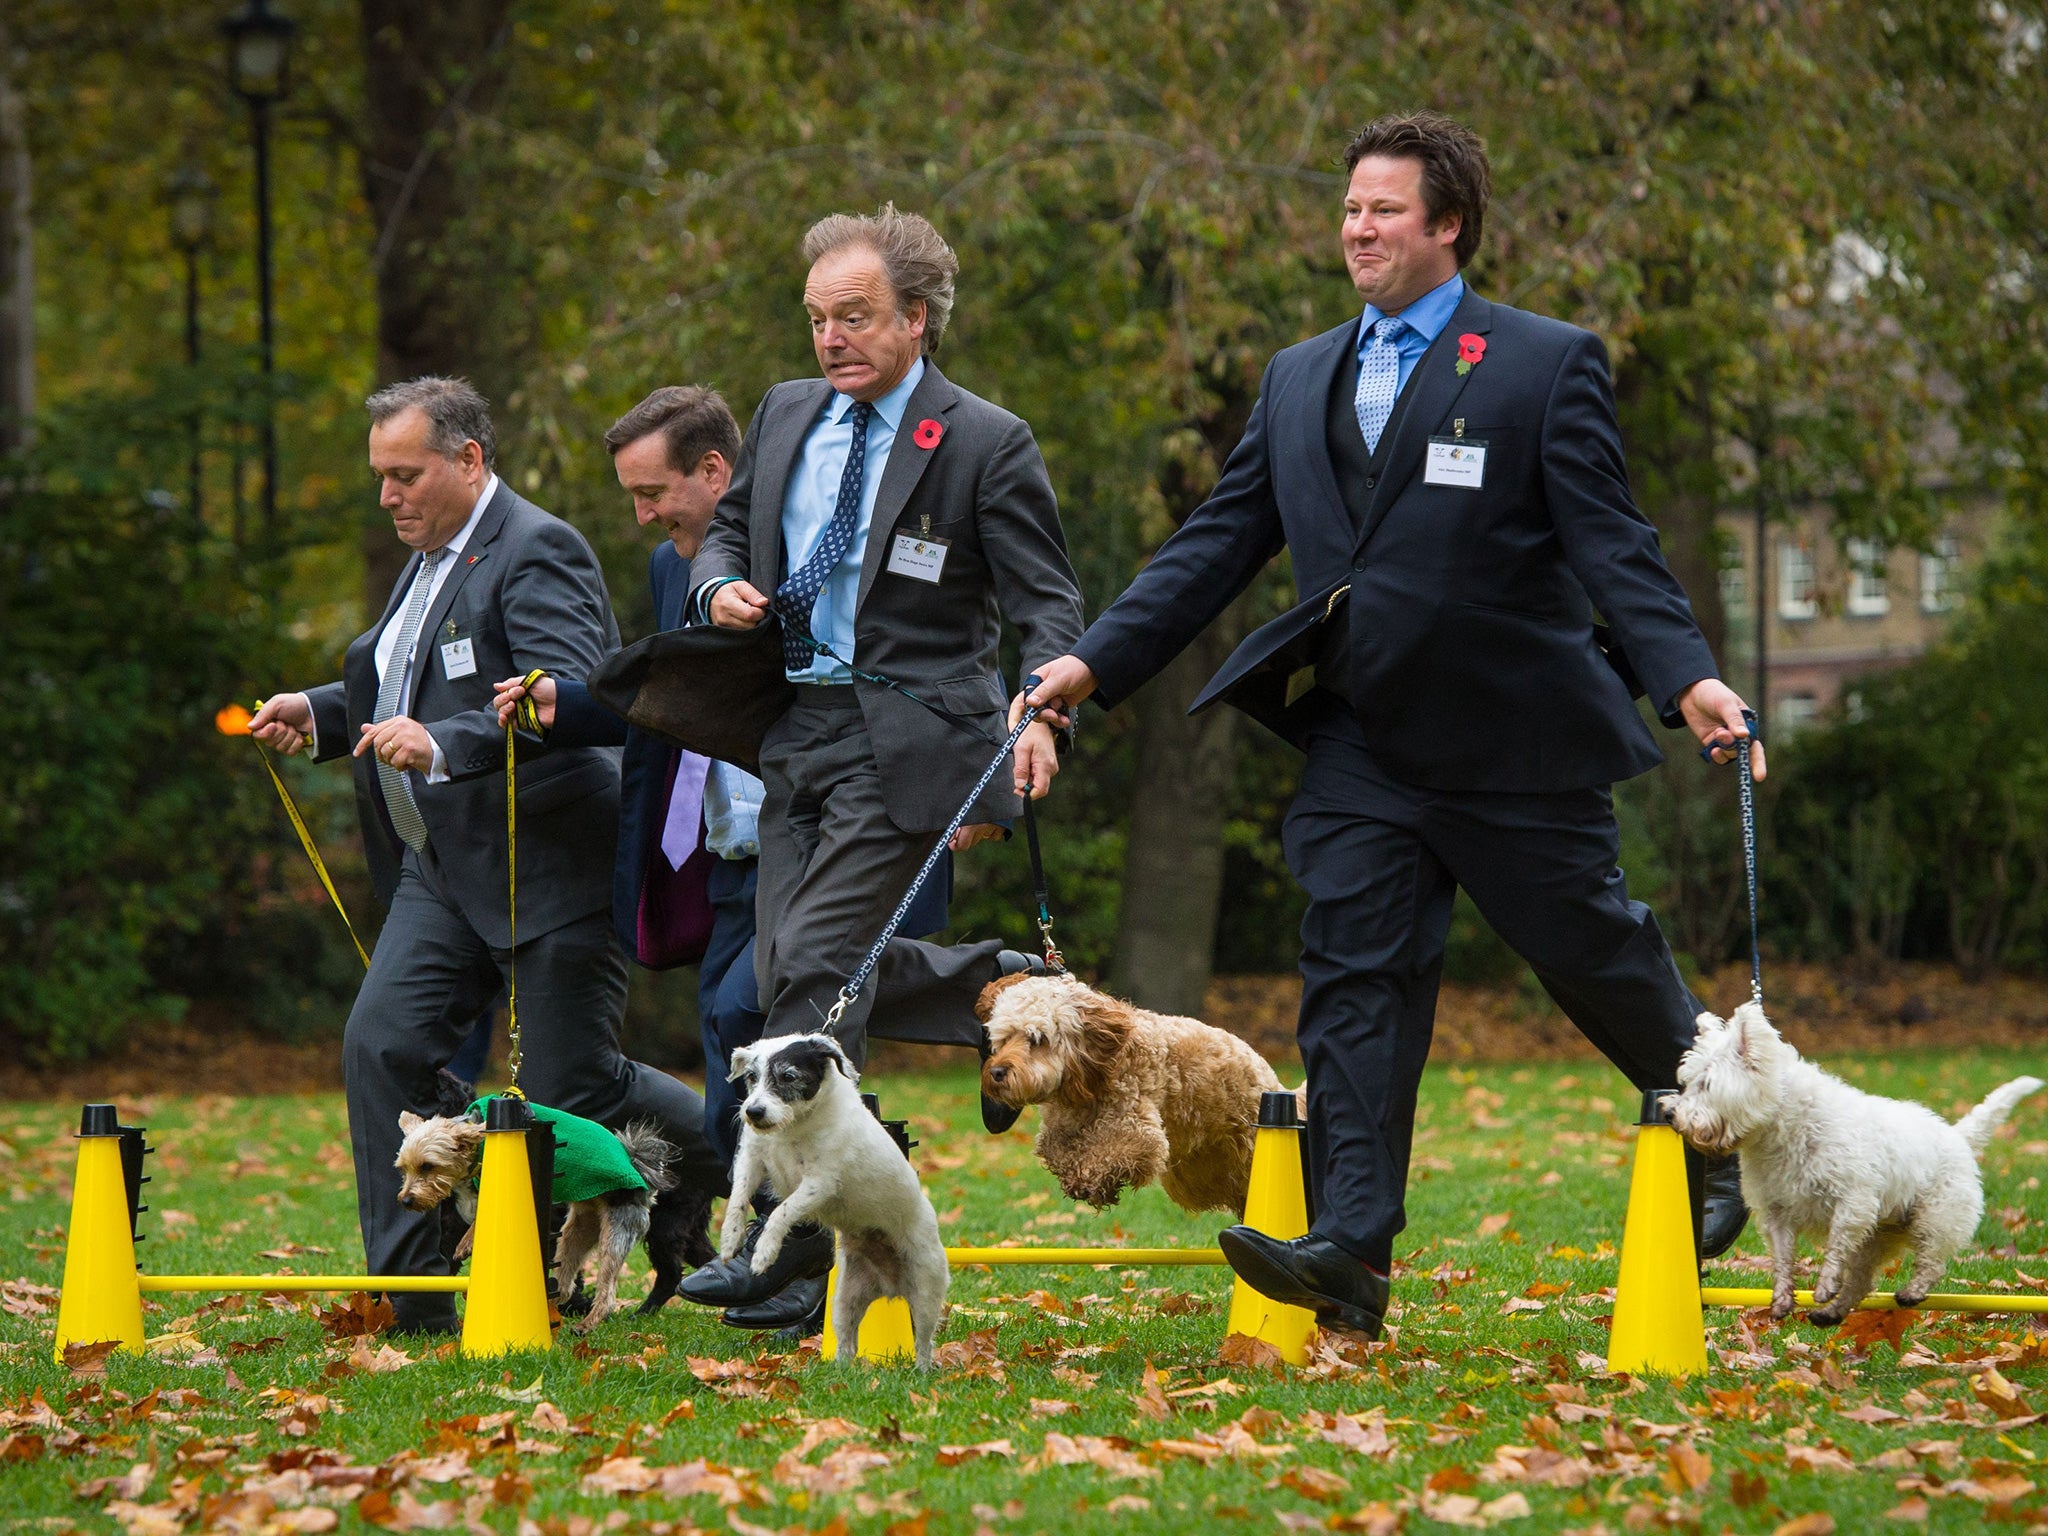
[603,385,741,473]
[1342,112,1490,268]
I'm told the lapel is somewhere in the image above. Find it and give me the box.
[415,478,512,667]
[660,552,692,632]
[856,362,958,611]
[1355,288,1494,552]
[1302,319,1363,536]
[751,379,834,589]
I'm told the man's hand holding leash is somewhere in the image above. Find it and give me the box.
[1009,661,1092,802]
[491,674,559,731]
[1679,677,1769,781]
[708,580,772,629]
[249,692,314,756]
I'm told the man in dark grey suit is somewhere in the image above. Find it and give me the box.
[249,377,717,1333]
[678,206,1084,1317]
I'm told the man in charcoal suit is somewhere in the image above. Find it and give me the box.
[1025,114,1766,1337]
[492,384,954,1334]
[679,204,1086,1317]
[249,377,719,1333]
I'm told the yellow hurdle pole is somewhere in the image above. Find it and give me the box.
[1703,1287,2048,1314]
[139,1275,469,1292]
[52,1106,146,1363]
[1224,1091,1319,1366]
[1607,1090,1709,1378]
[946,1248,1227,1266]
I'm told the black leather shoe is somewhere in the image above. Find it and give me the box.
[721,1272,827,1332]
[1698,1154,1750,1261]
[978,951,1048,1134]
[677,1218,833,1309]
[1217,1228,1388,1338]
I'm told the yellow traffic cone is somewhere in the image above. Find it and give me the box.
[820,1250,917,1363]
[460,1097,554,1357]
[1225,1090,1318,1365]
[53,1105,145,1363]
[1606,1090,1708,1377]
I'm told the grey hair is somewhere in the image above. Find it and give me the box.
[364,376,497,469]
[801,203,958,357]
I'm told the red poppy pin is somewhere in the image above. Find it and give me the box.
[912,418,944,450]
[1454,333,1487,376]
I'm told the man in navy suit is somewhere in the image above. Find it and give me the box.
[1024,113,1766,1337]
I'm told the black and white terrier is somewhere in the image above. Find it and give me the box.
[1670,1001,2042,1324]
[394,1071,715,1329]
[723,1034,950,1369]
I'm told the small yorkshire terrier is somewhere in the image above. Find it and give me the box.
[1670,1001,2042,1324]
[395,1072,714,1328]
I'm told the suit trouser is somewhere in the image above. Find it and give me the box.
[756,688,1000,1063]
[344,843,721,1323]
[1284,699,1702,1273]
[698,854,764,1173]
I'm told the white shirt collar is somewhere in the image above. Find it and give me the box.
[825,355,925,431]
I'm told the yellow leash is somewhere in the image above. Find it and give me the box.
[501,669,549,1098]
[224,703,372,971]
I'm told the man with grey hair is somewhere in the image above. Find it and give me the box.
[249,376,719,1334]
[672,205,1085,1324]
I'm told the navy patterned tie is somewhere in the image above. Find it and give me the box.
[773,399,873,672]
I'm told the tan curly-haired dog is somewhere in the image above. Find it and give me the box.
[976,972,1302,1216]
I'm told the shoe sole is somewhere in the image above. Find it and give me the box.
[1217,1231,1384,1340]
[1700,1208,1751,1262]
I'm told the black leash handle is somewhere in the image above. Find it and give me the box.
[820,679,1060,1037]
[1699,707,1765,1004]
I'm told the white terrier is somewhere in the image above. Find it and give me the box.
[722,1034,950,1369]
[1670,1001,2041,1323]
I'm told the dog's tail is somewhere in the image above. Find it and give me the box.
[1954,1076,2046,1156]
[618,1119,680,1194]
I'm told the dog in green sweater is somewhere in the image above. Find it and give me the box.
[395,1074,714,1328]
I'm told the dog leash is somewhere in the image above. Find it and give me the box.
[786,625,1071,976]
[1700,706,1765,1005]
[821,677,1064,1037]
[501,669,549,1097]
[233,702,373,971]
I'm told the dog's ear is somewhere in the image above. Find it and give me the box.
[727,1046,755,1085]
[1067,991,1134,1104]
[399,1110,423,1134]
[975,971,1034,1024]
[826,1039,861,1084]
[1693,1009,1726,1035]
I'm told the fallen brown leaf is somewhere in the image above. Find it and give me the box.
[1277,1466,1350,1502]
[1217,1332,1284,1371]
[1131,1362,1172,1423]
[1836,1308,1912,1354]
[1665,1441,1712,1493]
[1772,1517,1836,1536]
[315,1292,395,1340]
[1971,1365,2033,1419]
[1731,1469,1769,1508]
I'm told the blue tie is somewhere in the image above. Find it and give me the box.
[1354,315,1407,455]
[773,399,872,672]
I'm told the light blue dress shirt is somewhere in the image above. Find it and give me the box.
[703,761,763,861]
[776,355,926,685]
[1359,273,1465,395]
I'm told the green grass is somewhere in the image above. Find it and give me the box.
[3,1050,2046,1534]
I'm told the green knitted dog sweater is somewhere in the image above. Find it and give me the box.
[468,1097,648,1203]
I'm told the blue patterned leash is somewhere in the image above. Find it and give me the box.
[820,675,1061,1037]
[1700,707,1765,1004]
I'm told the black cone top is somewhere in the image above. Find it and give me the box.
[79,1103,120,1136]
[1638,1090,1679,1127]
[1257,1090,1300,1129]
[485,1095,535,1131]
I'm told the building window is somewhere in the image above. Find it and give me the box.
[1778,541,1817,620]
[1777,693,1820,733]
[1846,537,1889,617]
[1921,535,1960,614]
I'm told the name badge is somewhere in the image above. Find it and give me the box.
[887,533,950,583]
[440,637,477,680]
[1424,436,1487,489]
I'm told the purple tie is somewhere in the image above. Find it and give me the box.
[659,752,712,870]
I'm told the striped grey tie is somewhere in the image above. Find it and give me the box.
[373,547,445,852]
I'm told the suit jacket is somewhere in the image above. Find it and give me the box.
[692,363,1086,831]
[307,480,623,947]
[1074,288,1719,793]
[555,541,958,961]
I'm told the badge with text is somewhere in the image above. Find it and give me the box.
[1424,436,1488,489]
[440,636,478,680]
[886,532,950,583]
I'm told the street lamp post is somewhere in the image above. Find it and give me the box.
[222,0,295,540]
[168,166,216,537]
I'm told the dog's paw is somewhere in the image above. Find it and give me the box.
[1059,1176,1126,1210]
[749,1245,782,1277]
[1769,1295,1796,1320]
[1894,1287,1927,1308]
[1805,1306,1848,1328]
